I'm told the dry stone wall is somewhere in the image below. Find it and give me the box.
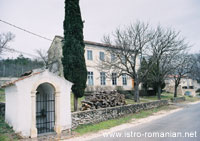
[171,97,186,103]
[71,100,168,129]
[0,100,168,130]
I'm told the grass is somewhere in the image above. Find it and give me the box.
[184,95,200,102]
[0,89,5,103]
[0,89,19,140]
[0,89,199,138]
[73,92,200,135]
[142,92,200,103]
[71,93,85,112]
[0,116,20,141]
[125,98,151,105]
[1,88,199,110]
[142,92,175,101]
[73,105,176,135]
[70,92,200,111]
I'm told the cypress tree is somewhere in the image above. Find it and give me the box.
[62,0,87,111]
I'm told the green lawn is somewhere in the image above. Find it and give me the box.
[142,92,174,101]
[1,89,199,111]
[73,105,176,135]
[125,98,152,105]
[184,95,200,102]
[142,92,200,103]
[70,92,197,111]
[0,116,20,141]
[0,89,19,141]
[0,90,199,139]
[0,89,5,103]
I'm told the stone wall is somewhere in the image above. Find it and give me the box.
[0,102,5,117]
[171,97,186,103]
[0,100,168,130]
[71,100,168,129]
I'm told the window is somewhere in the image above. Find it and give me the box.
[99,52,105,61]
[122,55,126,63]
[122,74,127,85]
[100,72,106,85]
[87,71,94,85]
[112,73,117,85]
[111,53,116,62]
[87,50,93,60]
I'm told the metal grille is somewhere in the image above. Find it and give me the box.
[36,90,55,134]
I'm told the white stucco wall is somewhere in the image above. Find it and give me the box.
[5,70,72,137]
[5,85,19,132]
[85,44,134,90]
[60,80,72,130]
[48,36,140,91]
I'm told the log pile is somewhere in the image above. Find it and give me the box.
[81,91,126,111]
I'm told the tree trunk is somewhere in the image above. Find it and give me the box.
[134,80,140,103]
[144,85,148,96]
[174,84,178,97]
[174,78,180,98]
[157,85,161,100]
[74,95,78,111]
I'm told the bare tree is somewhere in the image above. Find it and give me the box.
[35,49,48,68]
[47,44,64,76]
[99,21,154,102]
[190,53,200,83]
[0,32,15,55]
[148,26,189,99]
[98,22,189,101]
[171,54,194,97]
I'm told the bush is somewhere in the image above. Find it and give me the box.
[196,88,200,93]
[117,90,134,99]
[115,86,124,91]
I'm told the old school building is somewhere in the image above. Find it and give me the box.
[48,36,140,91]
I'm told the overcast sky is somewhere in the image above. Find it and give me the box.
[0,0,200,58]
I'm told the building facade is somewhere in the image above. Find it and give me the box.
[165,76,200,96]
[2,69,72,138]
[48,36,139,91]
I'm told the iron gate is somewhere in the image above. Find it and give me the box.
[36,91,55,134]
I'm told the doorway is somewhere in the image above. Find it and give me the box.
[36,83,55,134]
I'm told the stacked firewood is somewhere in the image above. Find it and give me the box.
[81,91,126,111]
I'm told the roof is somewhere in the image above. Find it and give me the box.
[1,70,44,88]
[55,35,114,48]
[167,75,187,78]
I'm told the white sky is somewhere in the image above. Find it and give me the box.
[0,0,200,58]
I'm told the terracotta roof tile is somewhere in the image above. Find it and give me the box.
[55,35,114,48]
[1,71,44,88]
